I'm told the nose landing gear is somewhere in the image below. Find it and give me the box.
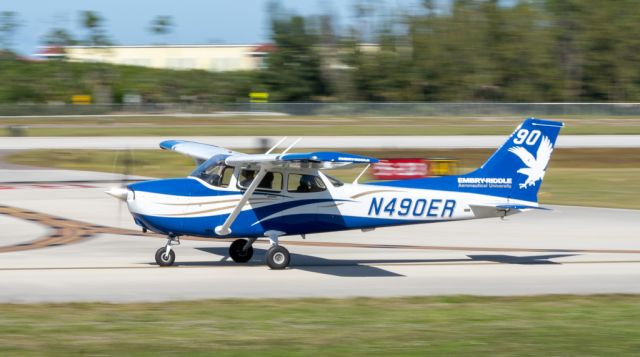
[155,235,179,267]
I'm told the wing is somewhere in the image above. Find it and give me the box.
[508,146,535,167]
[534,136,554,170]
[160,140,245,165]
[225,151,378,169]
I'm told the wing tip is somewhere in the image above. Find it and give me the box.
[159,140,186,150]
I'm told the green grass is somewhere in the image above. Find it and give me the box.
[0,295,639,356]
[6,149,196,179]
[2,115,640,136]
[541,168,640,209]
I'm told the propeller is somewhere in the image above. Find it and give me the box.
[105,148,135,224]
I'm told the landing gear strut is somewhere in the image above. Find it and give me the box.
[155,235,179,267]
[229,238,255,263]
[265,231,290,270]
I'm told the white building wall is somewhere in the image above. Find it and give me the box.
[64,45,262,72]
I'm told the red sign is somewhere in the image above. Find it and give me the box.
[372,159,429,180]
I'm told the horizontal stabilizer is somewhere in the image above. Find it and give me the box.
[496,204,551,211]
[469,204,549,219]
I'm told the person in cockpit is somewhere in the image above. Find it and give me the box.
[297,174,324,192]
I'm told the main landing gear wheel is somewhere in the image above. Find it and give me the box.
[229,239,254,263]
[155,247,175,267]
[266,245,290,270]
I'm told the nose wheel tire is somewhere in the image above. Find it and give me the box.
[229,239,254,263]
[155,247,176,267]
[266,245,290,270]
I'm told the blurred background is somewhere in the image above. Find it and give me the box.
[2,0,640,105]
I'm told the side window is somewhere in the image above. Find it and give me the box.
[238,170,283,192]
[257,172,282,191]
[287,173,327,193]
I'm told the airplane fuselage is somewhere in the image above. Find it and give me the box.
[126,174,521,239]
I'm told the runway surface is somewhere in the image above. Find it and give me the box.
[0,179,639,303]
[1,135,640,150]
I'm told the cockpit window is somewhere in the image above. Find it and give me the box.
[238,169,283,191]
[288,173,327,193]
[190,155,234,187]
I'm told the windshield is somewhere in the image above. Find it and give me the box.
[323,173,344,187]
[190,155,234,187]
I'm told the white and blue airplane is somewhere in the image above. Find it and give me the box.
[107,118,563,269]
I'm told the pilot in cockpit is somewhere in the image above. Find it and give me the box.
[297,174,324,193]
[239,170,255,187]
[239,170,275,190]
[258,172,274,190]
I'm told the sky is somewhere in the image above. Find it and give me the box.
[2,0,427,56]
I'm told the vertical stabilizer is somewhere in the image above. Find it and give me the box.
[464,118,564,203]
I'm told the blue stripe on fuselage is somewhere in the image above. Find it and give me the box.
[132,211,438,238]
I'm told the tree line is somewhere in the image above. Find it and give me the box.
[265,0,640,102]
[1,1,640,103]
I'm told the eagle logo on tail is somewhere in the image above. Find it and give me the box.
[508,136,554,189]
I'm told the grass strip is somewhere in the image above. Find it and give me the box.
[0,295,639,356]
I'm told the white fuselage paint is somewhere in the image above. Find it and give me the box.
[126,175,535,235]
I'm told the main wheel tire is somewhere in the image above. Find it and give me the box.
[229,239,253,263]
[155,247,176,267]
[266,245,290,270]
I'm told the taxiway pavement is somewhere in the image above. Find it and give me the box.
[0,181,638,303]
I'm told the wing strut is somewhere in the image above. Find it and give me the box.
[265,137,287,154]
[214,166,269,236]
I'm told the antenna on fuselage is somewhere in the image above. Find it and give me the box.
[280,137,302,155]
[264,137,288,154]
[353,164,371,185]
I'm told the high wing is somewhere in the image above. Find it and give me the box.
[225,151,378,169]
[160,140,245,165]
[215,151,378,236]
